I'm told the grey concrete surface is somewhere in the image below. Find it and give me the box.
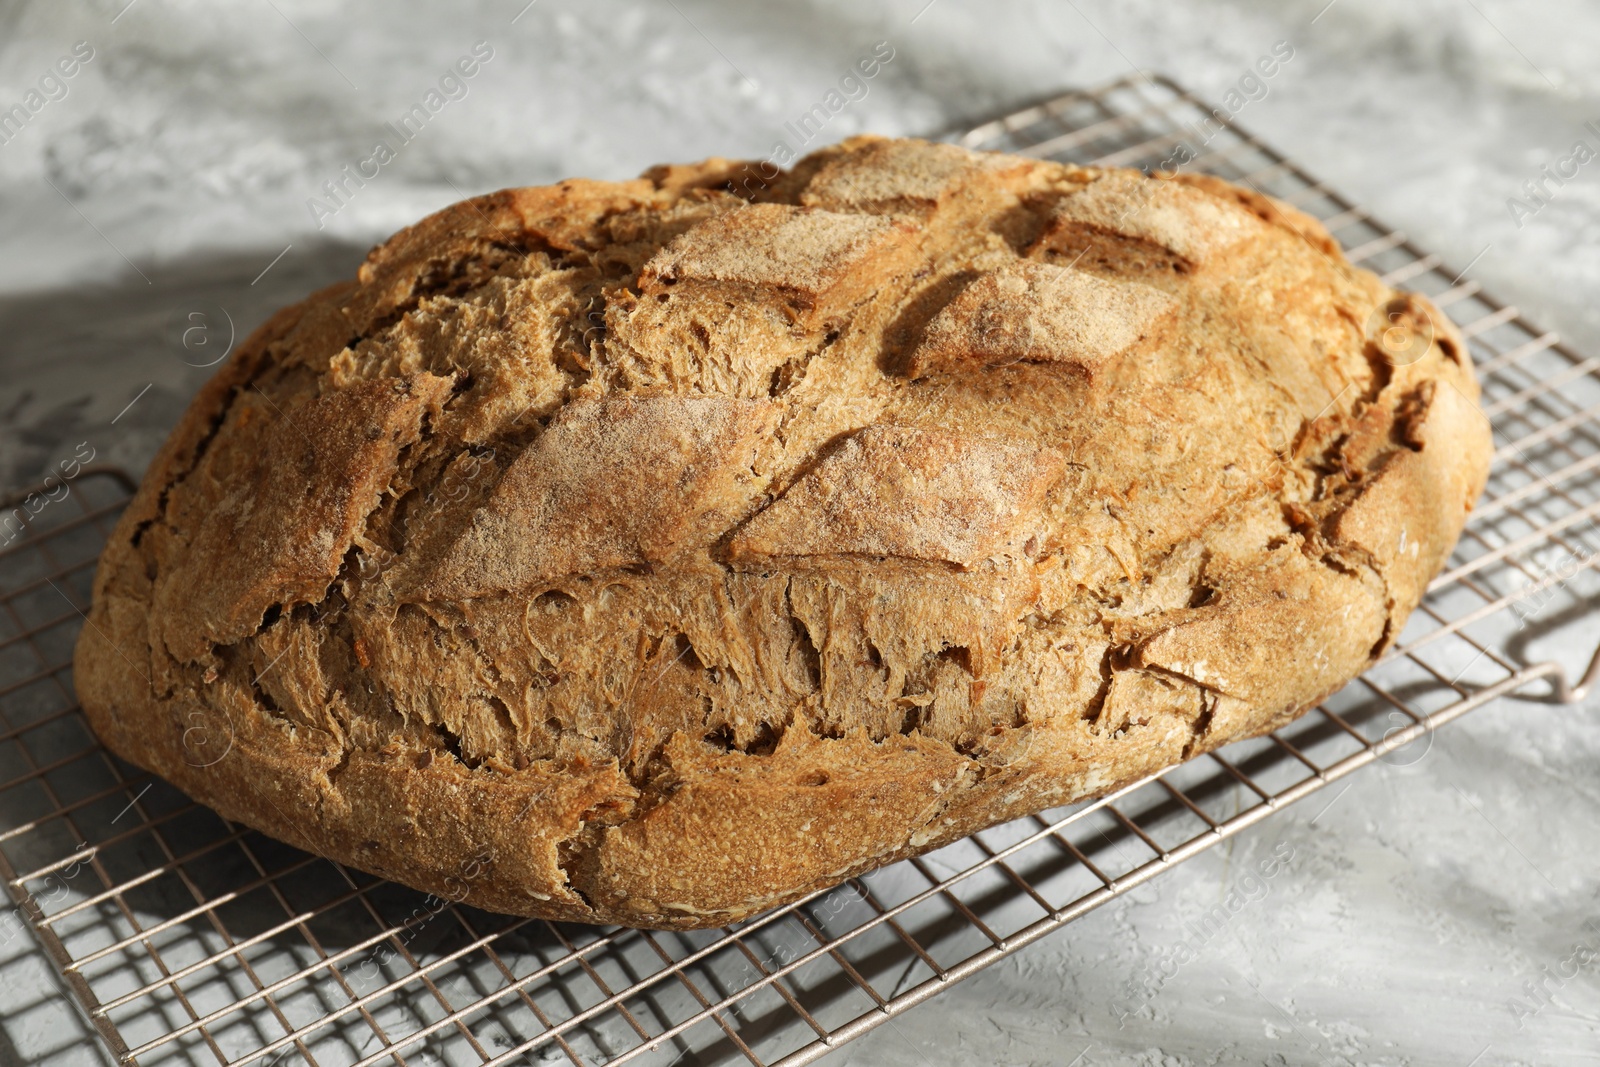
[2,1,1599,1064]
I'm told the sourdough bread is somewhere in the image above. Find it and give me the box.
[75,136,1491,928]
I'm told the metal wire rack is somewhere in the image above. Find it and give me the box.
[5,72,1600,1067]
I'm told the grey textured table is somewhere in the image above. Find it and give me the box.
[3,1,1600,1064]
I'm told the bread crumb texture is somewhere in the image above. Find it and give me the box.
[76,137,1491,928]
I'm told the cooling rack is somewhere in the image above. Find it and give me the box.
[5,72,1600,1067]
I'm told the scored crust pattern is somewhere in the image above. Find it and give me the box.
[76,137,1491,928]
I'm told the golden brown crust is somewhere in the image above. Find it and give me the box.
[74,136,1491,929]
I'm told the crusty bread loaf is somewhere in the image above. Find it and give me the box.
[75,136,1491,929]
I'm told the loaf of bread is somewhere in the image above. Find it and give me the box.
[75,136,1490,928]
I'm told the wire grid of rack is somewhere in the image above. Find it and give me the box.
[5,71,1600,1067]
